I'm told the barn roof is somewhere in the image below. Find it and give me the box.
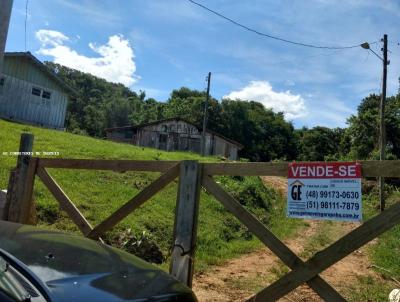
[4,52,77,96]
[105,117,244,149]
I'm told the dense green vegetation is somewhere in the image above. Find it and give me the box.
[0,119,303,270]
[46,62,297,161]
[347,94,400,159]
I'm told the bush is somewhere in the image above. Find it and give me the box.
[220,176,274,211]
[108,229,164,264]
[37,203,60,224]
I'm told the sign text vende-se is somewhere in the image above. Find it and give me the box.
[287,162,362,222]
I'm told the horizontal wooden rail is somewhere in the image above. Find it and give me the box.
[203,160,400,177]
[35,158,400,177]
[37,158,179,172]
[203,162,287,176]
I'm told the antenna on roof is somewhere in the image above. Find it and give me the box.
[24,0,29,51]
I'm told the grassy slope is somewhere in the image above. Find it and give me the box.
[0,119,301,271]
[342,188,400,301]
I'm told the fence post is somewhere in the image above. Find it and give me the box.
[6,133,37,224]
[170,160,202,287]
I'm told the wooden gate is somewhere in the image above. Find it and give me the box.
[201,162,400,301]
[5,134,400,301]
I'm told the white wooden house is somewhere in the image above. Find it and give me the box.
[0,52,75,129]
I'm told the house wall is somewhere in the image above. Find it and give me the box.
[213,136,239,160]
[107,119,240,159]
[136,120,201,152]
[3,56,61,90]
[0,57,68,129]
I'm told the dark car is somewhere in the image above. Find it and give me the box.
[0,220,197,302]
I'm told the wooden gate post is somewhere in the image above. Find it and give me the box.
[6,133,37,224]
[170,160,202,287]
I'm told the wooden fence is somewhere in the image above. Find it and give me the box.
[4,134,400,301]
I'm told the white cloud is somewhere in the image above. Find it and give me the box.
[36,30,138,86]
[36,30,68,46]
[223,81,307,120]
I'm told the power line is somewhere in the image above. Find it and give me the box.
[24,0,29,51]
[188,0,373,50]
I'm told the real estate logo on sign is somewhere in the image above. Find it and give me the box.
[290,180,304,201]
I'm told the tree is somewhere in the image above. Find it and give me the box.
[297,126,344,161]
[346,94,400,159]
[218,99,297,161]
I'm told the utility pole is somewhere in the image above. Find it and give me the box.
[201,72,211,156]
[379,34,388,212]
[0,0,13,74]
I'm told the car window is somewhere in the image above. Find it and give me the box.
[0,256,31,302]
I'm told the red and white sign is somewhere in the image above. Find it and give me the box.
[288,162,361,179]
[287,162,362,222]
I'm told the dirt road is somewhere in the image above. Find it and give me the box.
[192,177,382,301]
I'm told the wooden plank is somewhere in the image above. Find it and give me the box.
[7,133,35,224]
[203,162,288,176]
[87,163,180,239]
[37,158,179,172]
[36,159,400,177]
[252,201,400,301]
[202,176,345,301]
[3,168,17,220]
[36,167,94,236]
[170,161,202,288]
[19,157,38,224]
[202,160,400,177]
[361,160,400,177]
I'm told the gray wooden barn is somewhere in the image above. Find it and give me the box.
[0,52,74,129]
[105,118,243,160]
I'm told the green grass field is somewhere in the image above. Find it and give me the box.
[0,119,302,271]
[343,187,400,301]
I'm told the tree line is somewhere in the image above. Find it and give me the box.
[46,62,400,162]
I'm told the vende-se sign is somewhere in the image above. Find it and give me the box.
[287,162,362,222]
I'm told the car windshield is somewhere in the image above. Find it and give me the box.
[0,256,31,302]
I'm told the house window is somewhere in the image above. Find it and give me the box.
[42,90,51,99]
[124,130,133,139]
[159,134,167,143]
[32,87,41,96]
[0,77,4,94]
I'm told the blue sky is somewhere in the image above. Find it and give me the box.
[5,0,400,128]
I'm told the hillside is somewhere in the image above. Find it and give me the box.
[0,119,302,270]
